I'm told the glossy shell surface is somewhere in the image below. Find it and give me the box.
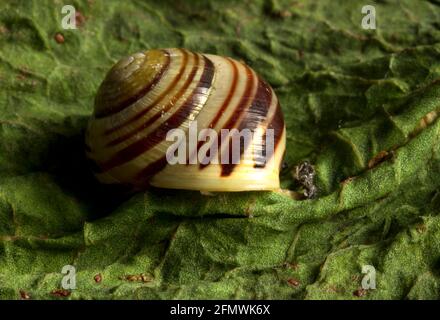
[85,48,286,191]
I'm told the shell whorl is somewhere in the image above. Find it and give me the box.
[85,48,286,191]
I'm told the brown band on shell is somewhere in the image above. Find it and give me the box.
[192,57,239,166]
[96,55,215,173]
[105,51,200,147]
[134,156,168,186]
[94,50,171,119]
[198,63,255,170]
[207,58,240,130]
[133,56,216,181]
[220,77,272,176]
[253,101,284,168]
[104,48,190,135]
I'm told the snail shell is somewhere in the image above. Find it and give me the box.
[85,48,286,192]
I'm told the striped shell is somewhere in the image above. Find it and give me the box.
[85,48,286,192]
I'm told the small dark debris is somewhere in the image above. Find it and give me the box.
[351,274,361,282]
[273,10,292,18]
[54,33,65,44]
[341,176,355,186]
[0,25,8,34]
[51,289,71,297]
[327,285,339,293]
[16,73,26,81]
[284,262,299,270]
[119,273,152,283]
[235,24,241,36]
[287,278,300,287]
[293,161,317,199]
[411,110,439,137]
[19,290,30,300]
[368,150,392,169]
[75,11,86,27]
[94,273,102,283]
[416,224,427,234]
[264,0,293,20]
[18,67,32,76]
[353,288,367,297]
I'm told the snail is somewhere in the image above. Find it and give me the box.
[85,48,286,192]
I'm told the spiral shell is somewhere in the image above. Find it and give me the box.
[85,48,286,192]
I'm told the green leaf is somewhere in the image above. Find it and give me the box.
[1,0,440,299]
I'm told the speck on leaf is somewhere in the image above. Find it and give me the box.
[54,33,65,44]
